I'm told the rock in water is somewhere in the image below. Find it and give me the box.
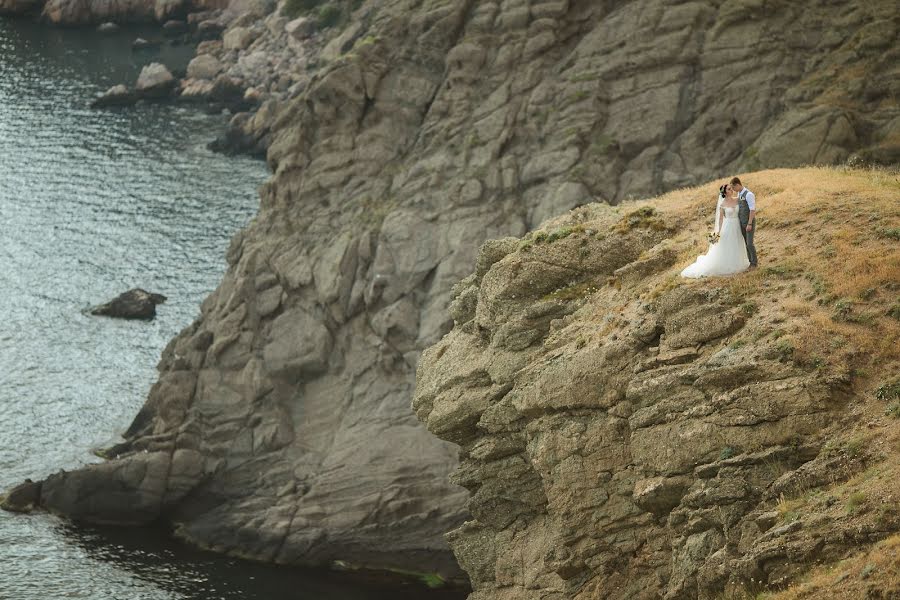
[162,19,187,36]
[135,63,175,99]
[90,84,135,108]
[90,288,167,320]
[1,479,41,513]
[132,37,161,51]
[96,21,119,33]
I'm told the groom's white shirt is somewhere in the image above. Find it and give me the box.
[741,188,756,211]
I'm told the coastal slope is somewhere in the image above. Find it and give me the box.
[2,0,898,579]
[414,166,900,599]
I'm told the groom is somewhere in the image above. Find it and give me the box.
[730,177,757,268]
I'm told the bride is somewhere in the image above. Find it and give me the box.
[681,183,750,278]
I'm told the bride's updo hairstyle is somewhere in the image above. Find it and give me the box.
[718,183,728,198]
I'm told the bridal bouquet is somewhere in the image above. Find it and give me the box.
[707,231,720,245]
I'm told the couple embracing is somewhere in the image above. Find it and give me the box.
[681,177,758,278]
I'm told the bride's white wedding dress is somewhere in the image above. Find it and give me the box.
[681,204,750,278]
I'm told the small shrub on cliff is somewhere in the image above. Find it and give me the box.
[546,226,573,243]
[616,205,668,233]
[887,302,900,320]
[847,491,867,513]
[877,227,900,241]
[775,340,795,361]
[875,381,900,401]
[885,403,900,419]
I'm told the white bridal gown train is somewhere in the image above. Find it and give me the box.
[681,205,750,278]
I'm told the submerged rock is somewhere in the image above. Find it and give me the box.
[132,37,161,51]
[89,288,167,320]
[96,21,119,33]
[162,19,187,36]
[90,84,135,108]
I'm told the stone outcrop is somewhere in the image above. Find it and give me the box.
[415,170,900,599]
[5,0,899,587]
[90,288,167,319]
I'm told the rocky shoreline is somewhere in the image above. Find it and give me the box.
[2,0,898,594]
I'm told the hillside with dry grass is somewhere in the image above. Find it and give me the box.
[415,166,899,600]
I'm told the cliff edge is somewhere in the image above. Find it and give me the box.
[2,0,899,583]
[415,167,900,599]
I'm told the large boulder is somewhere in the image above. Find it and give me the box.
[89,288,167,320]
[222,25,256,50]
[186,53,223,80]
[135,63,176,98]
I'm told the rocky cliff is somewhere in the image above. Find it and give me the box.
[3,0,899,585]
[415,167,900,599]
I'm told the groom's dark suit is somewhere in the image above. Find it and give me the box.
[738,188,757,266]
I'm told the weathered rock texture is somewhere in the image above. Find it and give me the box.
[415,168,900,599]
[90,288,167,319]
[6,0,899,584]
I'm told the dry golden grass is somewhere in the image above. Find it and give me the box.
[764,534,900,599]
[648,166,900,374]
[556,167,900,599]
[586,166,900,600]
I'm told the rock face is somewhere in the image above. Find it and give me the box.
[8,0,899,586]
[90,288,167,320]
[415,170,900,599]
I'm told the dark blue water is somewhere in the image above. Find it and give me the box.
[0,18,461,600]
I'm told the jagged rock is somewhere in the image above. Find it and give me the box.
[1,479,41,512]
[90,84,135,108]
[195,19,225,40]
[633,476,691,517]
[222,25,256,50]
[284,16,314,41]
[135,63,175,98]
[186,53,222,80]
[89,288,167,320]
